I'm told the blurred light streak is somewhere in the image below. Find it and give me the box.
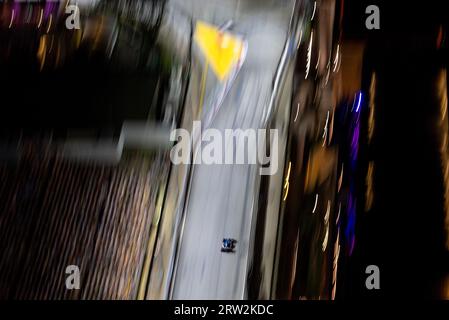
[9,9,15,29]
[305,30,313,79]
[283,162,292,201]
[336,202,341,224]
[350,115,360,170]
[282,180,289,202]
[290,235,299,293]
[324,61,330,86]
[355,92,362,113]
[37,35,47,70]
[294,102,300,122]
[337,165,344,192]
[331,230,340,300]
[368,73,377,143]
[311,1,316,21]
[324,200,330,224]
[285,162,292,187]
[346,193,356,256]
[297,29,303,50]
[345,92,361,256]
[436,69,449,250]
[25,5,31,24]
[443,275,449,299]
[329,109,335,143]
[332,44,340,73]
[440,73,448,124]
[365,161,375,212]
[322,225,329,252]
[322,110,330,146]
[46,14,52,33]
[437,25,444,49]
[37,9,43,29]
[312,193,319,213]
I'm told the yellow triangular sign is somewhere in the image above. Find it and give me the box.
[194,21,245,81]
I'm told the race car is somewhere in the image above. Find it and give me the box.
[221,238,237,253]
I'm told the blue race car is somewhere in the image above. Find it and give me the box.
[221,238,237,253]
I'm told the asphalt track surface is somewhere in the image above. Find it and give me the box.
[170,0,295,299]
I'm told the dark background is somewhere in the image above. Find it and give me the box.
[339,0,449,298]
